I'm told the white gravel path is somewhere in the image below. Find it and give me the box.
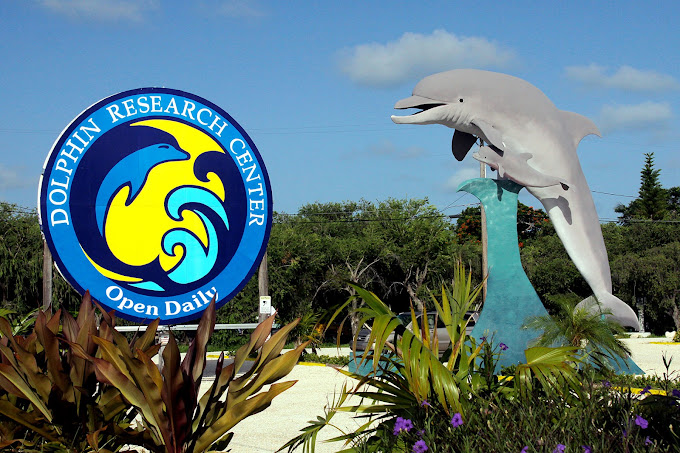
[225,363,365,453]
[621,337,680,377]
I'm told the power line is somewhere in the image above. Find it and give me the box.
[592,190,637,198]
[2,125,679,152]
[599,217,680,224]
[6,200,679,227]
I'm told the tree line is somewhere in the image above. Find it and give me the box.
[1,153,678,336]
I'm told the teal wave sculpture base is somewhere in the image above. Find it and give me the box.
[458,178,642,374]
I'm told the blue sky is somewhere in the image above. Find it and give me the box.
[1,1,679,221]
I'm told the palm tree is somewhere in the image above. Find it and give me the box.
[523,295,631,368]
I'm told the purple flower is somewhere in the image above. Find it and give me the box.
[582,446,592,453]
[645,436,653,446]
[634,414,648,429]
[602,380,611,388]
[553,444,565,453]
[420,399,431,408]
[417,429,425,437]
[393,417,413,435]
[521,447,529,453]
[480,336,487,342]
[640,385,652,395]
[451,412,463,428]
[671,389,680,398]
[413,439,428,453]
[499,342,508,351]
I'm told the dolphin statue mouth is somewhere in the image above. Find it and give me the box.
[392,96,482,161]
[392,95,447,122]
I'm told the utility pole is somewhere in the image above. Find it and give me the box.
[258,251,270,323]
[42,239,53,311]
[480,161,488,301]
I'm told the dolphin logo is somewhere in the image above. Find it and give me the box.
[392,69,639,330]
[95,143,189,235]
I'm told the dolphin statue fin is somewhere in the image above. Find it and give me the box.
[472,119,505,151]
[559,110,602,147]
[576,293,640,331]
[518,152,570,190]
[451,130,477,161]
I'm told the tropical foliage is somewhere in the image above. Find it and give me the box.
[0,292,147,452]
[281,262,594,452]
[522,294,632,369]
[0,292,305,452]
[281,274,680,452]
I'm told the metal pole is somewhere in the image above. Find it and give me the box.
[258,251,269,323]
[42,239,53,312]
[480,162,488,301]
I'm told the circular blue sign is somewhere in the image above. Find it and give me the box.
[38,88,272,324]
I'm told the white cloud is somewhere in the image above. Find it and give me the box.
[37,0,158,22]
[338,29,517,87]
[598,102,673,133]
[442,167,480,192]
[0,164,32,190]
[566,64,679,92]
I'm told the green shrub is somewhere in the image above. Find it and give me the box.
[0,292,148,452]
[0,292,306,452]
[298,353,350,367]
[71,299,307,453]
[357,380,678,452]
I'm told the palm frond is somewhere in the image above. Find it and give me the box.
[514,346,583,400]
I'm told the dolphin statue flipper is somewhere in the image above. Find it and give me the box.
[392,69,639,330]
[452,130,477,161]
[473,146,569,190]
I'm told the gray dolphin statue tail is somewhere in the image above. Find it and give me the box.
[576,293,640,330]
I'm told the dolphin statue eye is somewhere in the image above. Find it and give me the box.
[459,98,464,102]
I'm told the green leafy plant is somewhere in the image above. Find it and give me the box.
[72,301,308,453]
[0,291,306,453]
[522,294,632,369]
[290,310,324,353]
[351,376,674,453]
[282,261,584,452]
[0,292,149,452]
[0,307,38,336]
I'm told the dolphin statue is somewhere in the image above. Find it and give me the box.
[473,145,569,190]
[391,69,640,330]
